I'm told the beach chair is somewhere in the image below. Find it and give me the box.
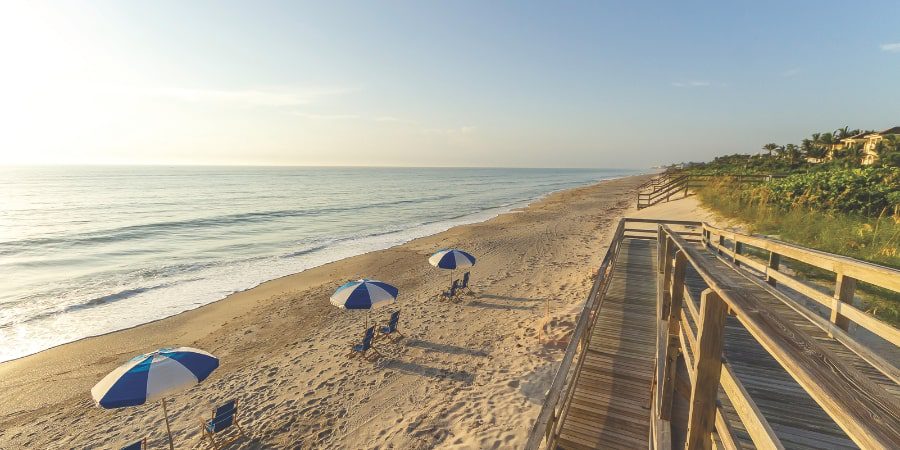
[350,326,379,358]
[379,311,403,339]
[441,279,460,301]
[459,271,473,295]
[120,438,146,450]
[200,399,248,450]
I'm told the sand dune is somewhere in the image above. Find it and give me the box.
[0,174,652,449]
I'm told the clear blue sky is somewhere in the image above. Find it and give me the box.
[1,0,898,167]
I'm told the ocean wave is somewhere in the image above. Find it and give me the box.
[10,283,173,326]
[0,193,461,256]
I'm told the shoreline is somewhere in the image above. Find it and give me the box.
[0,173,652,449]
[1,172,640,365]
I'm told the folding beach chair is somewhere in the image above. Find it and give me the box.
[200,399,248,449]
[350,326,379,358]
[441,279,460,301]
[120,438,146,450]
[379,311,403,339]
[459,271,473,295]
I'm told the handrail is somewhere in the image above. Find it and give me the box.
[661,225,900,449]
[637,173,785,209]
[702,223,900,348]
[703,223,900,292]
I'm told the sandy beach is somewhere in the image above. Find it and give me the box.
[0,174,655,449]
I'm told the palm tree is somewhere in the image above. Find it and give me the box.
[800,138,814,156]
[818,132,836,159]
[785,144,801,164]
[762,143,779,157]
[775,145,787,159]
[807,145,827,160]
[834,126,851,140]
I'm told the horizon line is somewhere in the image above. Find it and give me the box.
[0,162,652,171]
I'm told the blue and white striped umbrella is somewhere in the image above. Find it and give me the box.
[330,279,399,310]
[91,347,219,408]
[429,249,476,270]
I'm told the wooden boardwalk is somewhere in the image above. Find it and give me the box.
[531,219,900,450]
[556,238,657,449]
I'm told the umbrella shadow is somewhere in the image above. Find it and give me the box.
[478,293,544,302]
[378,358,475,385]
[405,338,489,357]
[464,300,531,311]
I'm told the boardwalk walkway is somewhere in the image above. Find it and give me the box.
[556,238,657,449]
[538,220,900,450]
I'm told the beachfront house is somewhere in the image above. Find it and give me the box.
[830,126,900,165]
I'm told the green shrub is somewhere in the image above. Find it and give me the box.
[751,167,900,216]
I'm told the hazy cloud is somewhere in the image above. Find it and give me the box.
[671,81,711,88]
[881,42,900,52]
[782,68,801,77]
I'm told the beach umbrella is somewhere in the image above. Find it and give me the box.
[428,249,476,287]
[91,347,219,450]
[330,278,399,328]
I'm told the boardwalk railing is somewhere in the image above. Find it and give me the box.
[701,223,900,351]
[525,218,703,450]
[652,225,900,449]
[637,174,784,210]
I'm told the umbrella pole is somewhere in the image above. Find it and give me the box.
[161,398,175,450]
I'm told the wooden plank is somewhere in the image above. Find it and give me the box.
[733,252,767,273]
[714,407,742,450]
[685,289,728,450]
[548,238,656,450]
[719,363,783,450]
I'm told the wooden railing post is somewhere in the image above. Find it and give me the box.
[733,240,743,267]
[830,273,856,333]
[766,252,780,287]
[662,237,675,315]
[658,227,669,274]
[660,250,686,420]
[717,235,725,256]
[685,289,728,450]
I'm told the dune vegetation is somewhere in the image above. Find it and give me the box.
[683,127,900,324]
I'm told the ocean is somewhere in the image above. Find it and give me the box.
[0,166,638,362]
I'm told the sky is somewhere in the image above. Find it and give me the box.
[0,1,898,168]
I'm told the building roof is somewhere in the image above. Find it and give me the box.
[839,127,899,143]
